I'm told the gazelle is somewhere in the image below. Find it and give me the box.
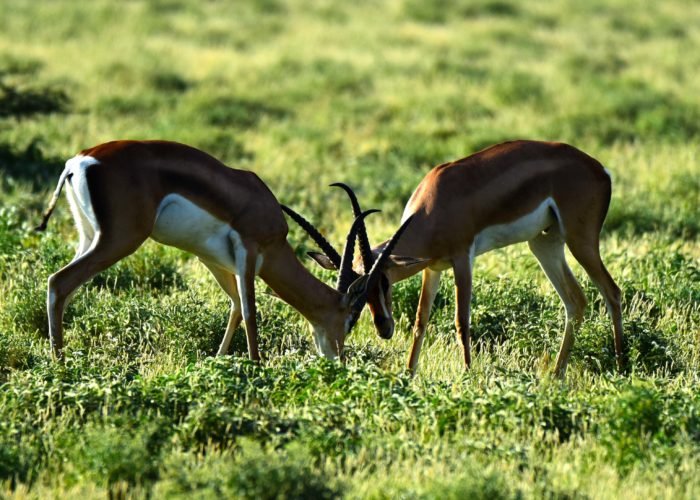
[36,140,413,361]
[289,140,624,377]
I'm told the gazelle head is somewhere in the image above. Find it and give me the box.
[349,248,423,340]
[282,184,423,341]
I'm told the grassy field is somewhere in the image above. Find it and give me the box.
[1,0,699,497]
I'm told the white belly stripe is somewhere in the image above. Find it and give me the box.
[474,197,558,255]
[151,194,238,272]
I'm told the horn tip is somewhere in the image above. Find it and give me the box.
[330,182,353,192]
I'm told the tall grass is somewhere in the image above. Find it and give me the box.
[1,0,699,497]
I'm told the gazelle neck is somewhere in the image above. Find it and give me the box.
[259,241,342,325]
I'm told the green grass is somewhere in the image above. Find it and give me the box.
[1,0,699,497]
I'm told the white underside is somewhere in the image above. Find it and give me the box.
[473,197,560,256]
[151,193,241,273]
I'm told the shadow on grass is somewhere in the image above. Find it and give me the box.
[403,0,521,24]
[549,78,700,145]
[0,59,71,190]
[0,81,69,119]
[0,54,70,119]
[195,96,291,129]
[605,204,700,240]
[0,140,64,190]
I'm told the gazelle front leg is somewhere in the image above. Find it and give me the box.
[453,249,474,368]
[407,268,442,374]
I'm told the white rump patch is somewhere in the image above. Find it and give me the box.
[65,155,101,235]
[474,197,559,255]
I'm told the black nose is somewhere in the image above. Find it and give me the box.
[374,317,394,340]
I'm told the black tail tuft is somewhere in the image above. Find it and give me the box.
[34,210,53,232]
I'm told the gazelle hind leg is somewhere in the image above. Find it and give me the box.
[230,233,261,361]
[200,260,243,356]
[528,230,588,377]
[47,231,149,359]
[407,268,442,374]
[65,182,96,261]
[566,238,624,370]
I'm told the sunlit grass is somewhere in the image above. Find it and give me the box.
[1,0,699,497]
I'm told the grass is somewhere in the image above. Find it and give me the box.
[1,0,699,497]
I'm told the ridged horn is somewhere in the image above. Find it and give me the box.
[365,215,415,292]
[337,209,380,293]
[330,183,375,273]
[281,204,341,269]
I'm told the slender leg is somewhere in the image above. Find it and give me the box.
[200,260,242,356]
[528,231,588,377]
[407,268,442,374]
[453,251,474,369]
[230,235,261,361]
[566,241,625,370]
[47,232,147,360]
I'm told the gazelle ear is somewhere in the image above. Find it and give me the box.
[307,251,338,270]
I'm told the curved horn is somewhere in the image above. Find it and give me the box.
[337,209,380,293]
[365,215,415,291]
[281,204,341,269]
[330,183,375,273]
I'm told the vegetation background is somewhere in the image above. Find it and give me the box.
[0,0,698,497]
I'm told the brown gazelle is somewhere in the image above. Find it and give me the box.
[290,141,624,377]
[36,140,413,361]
